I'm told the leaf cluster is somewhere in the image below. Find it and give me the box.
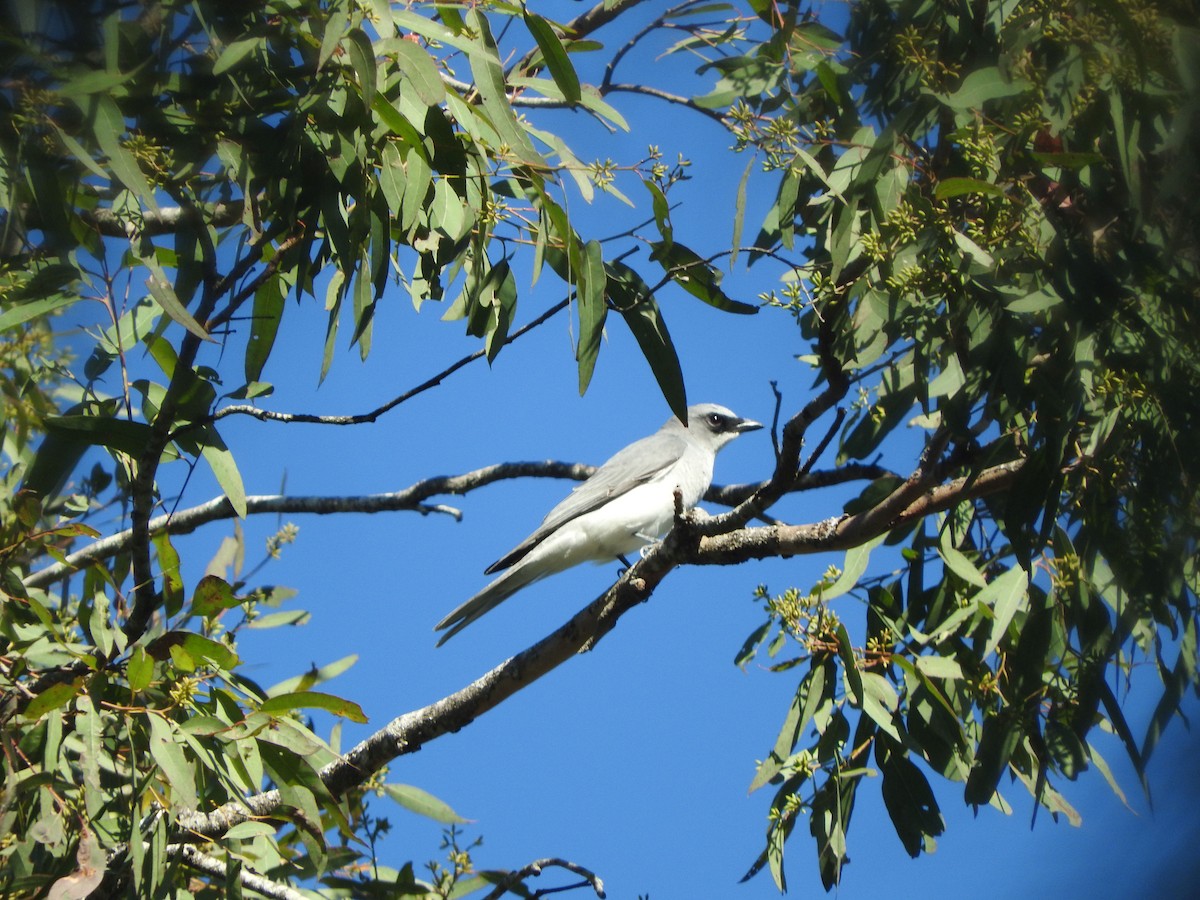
[716,0,1200,887]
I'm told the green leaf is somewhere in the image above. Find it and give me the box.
[258,744,330,869]
[979,566,1030,658]
[371,93,424,149]
[145,275,212,343]
[248,609,311,629]
[464,10,545,166]
[0,294,82,331]
[22,679,83,721]
[49,121,109,180]
[644,179,672,246]
[1029,150,1104,169]
[577,84,629,131]
[1045,719,1087,779]
[212,37,262,75]
[318,5,348,71]
[43,414,156,456]
[935,67,1029,110]
[575,239,607,395]
[878,742,944,857]
[859,671,903,742]
[750,661,829,792]
[225,821,278,842]
[346,27,376,110]
[834,622,863,705]
[824,534,882,600]
[91,94,158,209]
[965,709,1021,806]
[730,157,754,265]
[77,696,103,817]
[938,542,987,589]
[913,655,964,680]
[245,274,284,382]
[607,261,687,422]
[524,12,581,103]
[189,574,241,619]
[261,690,368,724]
[383,783,469,824]
[268,654,359,696]
[147,714,198,809]
[649,240,759,314]
[127,645,154,692]
[734,621,771,669]
[935,177,1006,199]
[196,426,247,518]
[392,38,446,106]
[151,530,184,616]
[147,631,238,671]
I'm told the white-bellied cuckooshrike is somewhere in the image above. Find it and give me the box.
[435,403,763,644]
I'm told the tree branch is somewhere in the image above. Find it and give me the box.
[167,844,307,900]
[171,453,1031,842]
[696,332,851,535]
[19,200,247,238]
[209,298,570,427]
[481,858,607,900]
[25,455,898,591]
[601,82,727,120]
[22,461,597,589]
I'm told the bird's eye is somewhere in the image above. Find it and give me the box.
[707,413,724,428]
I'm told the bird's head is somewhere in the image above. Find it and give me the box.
[683,403,763,452]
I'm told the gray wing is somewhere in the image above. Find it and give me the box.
[484,430,689,574]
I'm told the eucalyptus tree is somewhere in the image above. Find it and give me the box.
[1,0,1196,896]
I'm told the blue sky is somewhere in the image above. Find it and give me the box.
[49,1,1200,896]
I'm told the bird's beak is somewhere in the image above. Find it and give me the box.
[733,417,764,433]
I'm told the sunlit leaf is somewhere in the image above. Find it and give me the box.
[384,783,470,824]
[261,690,368,724]
[524,12,580,103]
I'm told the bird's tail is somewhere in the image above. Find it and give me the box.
[434,563,542,645]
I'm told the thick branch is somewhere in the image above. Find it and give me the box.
[25,458,892,590]
[695,458,1030,565]
[19,201,247,239]
[167,845,306,900]
[22,461,597,589]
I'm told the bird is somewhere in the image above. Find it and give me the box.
[435,403,763,644]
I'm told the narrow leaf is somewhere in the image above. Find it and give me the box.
[384,783,469,823]
[524,12,581,103]
[145,275,212,342]
[575,239,607,395]
[346,27,376,109]
[465,10,545,166]
[979,566,1030,658]
[197,426,247,518]
[608,261,687,421]
[91,94,158,209]
[730,157,753,265]
[146,714,198,809]
[0,294,81,331]
[261,691,368,724]
[212,37,262,75]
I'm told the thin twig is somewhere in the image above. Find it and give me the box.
[210,298,570,427]
[480,858,606,900]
